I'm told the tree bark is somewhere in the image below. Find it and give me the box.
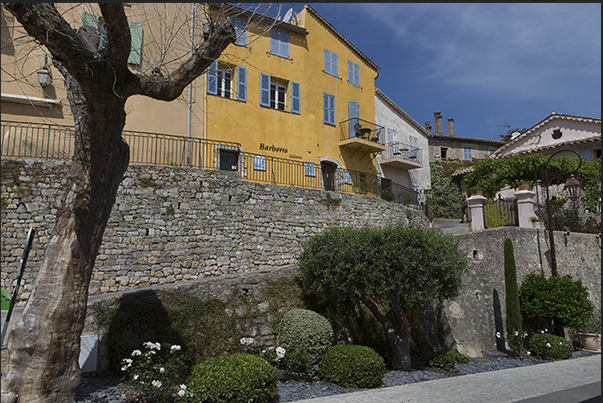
[355,291,412,370]
[1,4,235,402]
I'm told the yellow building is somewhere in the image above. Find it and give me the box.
[2,4,399,197]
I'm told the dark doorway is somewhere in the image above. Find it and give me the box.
[321,161,336,191]
[219,150,239,171]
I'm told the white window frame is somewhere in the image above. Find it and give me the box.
[253,155,266,171]
[270,81,286,111]
[342,170,352,185]
[217,69,233,99]
[463,146,472,161]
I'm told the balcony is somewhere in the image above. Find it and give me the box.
[339,118,387,159]
[379,142,422,170]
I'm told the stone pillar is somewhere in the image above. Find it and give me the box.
[468,194,487,231]
[515,189,536,228]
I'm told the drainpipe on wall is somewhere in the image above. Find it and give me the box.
[187,3,196,167]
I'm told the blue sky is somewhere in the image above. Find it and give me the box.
[275,3,601,141]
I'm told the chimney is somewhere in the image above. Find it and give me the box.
[434,112,443,136]
[448,118,454,137]
[425,121,432,134]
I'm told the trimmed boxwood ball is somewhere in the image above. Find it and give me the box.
[184,353,278,403]
[528,333,573,360]
[277,308,334,376]
[318,344,385,388]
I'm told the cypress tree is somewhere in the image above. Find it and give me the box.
[504,238,523,356]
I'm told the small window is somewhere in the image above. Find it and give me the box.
[253,155,266,171]
[219,150,239,171]
[259,74,300,113]
[304,162,316,177]
[231,17,247,46]
[207,62,246,101]
[217,69,233,98]
[270,29,289,58]
[463,146,472,161]
[347,60,360,86]
[323,93,335,125]
[324,49,338,77]
[342,170,352,185]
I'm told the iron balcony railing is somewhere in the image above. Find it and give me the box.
[380,141,422,165]
[339,117,386,145]
[1,120,419,206]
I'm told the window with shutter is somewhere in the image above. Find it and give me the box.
[206,61,218,95]
[270,29,289,58]
[291,82,300,114]
[323,93,335,125]
[348,101,359,138]
[348,60,360,86]
[304,162,316,177]
[260,73,271,107]
[237,66,247,102]
[231,17,247,46]
[324,49,338,77]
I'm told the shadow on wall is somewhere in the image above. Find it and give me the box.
[493,289,505,352]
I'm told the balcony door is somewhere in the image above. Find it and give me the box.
[321,161,336,191]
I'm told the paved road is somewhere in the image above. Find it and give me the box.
[289,354,601,403]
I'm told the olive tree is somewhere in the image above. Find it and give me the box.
[297,223,468,370]
[0,3,280,402]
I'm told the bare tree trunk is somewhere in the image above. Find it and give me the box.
[1,69,129,403]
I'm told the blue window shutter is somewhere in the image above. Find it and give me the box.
[128,21,143,65]
[270,30,279,55]
[260,73,270,106]
[329,95,335,125]
[291,82,300,114]
[332,52,338,77]
[324,94,335,125]
[232,17,247,46]
[83,12,99,28]
[237,66,247,102]
[348,101,359,138]
[280,31,289,58]
[324,49,331,74]
[206,61,218,95]
[348,61,360,86]
[323,93,329,124]
[348,61,353,83]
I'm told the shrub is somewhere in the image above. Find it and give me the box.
[504,238,523,357]
[277,308,333,376]
[184,353,278,403]
[428,350,471,370]
[318,344,385,388]
[120,342,191,403]
[520,271,594,336]
[528,333,573,360]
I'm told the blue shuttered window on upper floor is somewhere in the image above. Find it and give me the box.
[270,29,289,58]
[231,17,247,46]
[237,66,247,102]
[259,73,271,107]
[323,93,335,125]
[290,81,300,114]
[206,61,218,95]
[348,101,359,138]
[348,60,360,87]
[324,49,338,77]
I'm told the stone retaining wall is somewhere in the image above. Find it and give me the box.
[1,159,422,303]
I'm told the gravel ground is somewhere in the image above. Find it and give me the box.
[75,350,599,403]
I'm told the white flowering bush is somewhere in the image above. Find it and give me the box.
[496,330,528,357]
[238,336,287,366]
[121,341,192,402]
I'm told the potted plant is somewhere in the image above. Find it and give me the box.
[577,308,601,351]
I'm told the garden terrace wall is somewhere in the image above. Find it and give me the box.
[1,159,423,304]
[448,227,601,357]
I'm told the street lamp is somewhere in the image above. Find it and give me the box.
[543,149,582,276]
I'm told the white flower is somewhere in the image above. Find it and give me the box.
[145,350,157,356]
[131,349,142,356]
[496,332,501,338]
[133,374,139,380]
[276,346,286,359]
[240,337,254,346]
[524,332,528,338]
[546,343,551,348]
[170,345,181,353]
[180,385,187,390]
[155,342,161,351]
[560,342,563,345]
[121,365,128,371]
[514,331,519,336]
[541,330,545,333]
[144,341,154,349]
[159,367,165,374]
[152,380,162,388]
[527,351,531,356]
[178,390,186,397]
[122,358,133,365]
